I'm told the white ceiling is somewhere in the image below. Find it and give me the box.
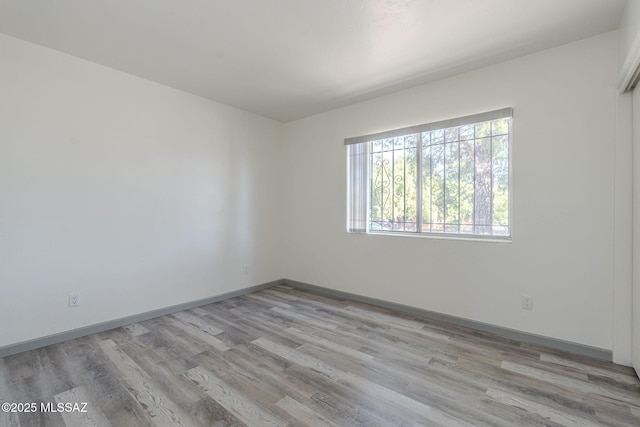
[0,0,627,122]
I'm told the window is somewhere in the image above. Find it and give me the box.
[347,108,512,239]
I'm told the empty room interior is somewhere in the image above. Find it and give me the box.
[3,0,640,425]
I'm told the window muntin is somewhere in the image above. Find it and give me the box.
[347,109,511,239]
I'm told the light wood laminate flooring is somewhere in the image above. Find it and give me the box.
[1,285,639,426]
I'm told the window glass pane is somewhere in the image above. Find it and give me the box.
[492,134,509,235]
[371,139,383,153]
[422,131,431,146]
[475,121,491,138]
[382,150,394,223]
[404,141,418,231]
[393,148,406,230]
[459,139,475,234]
[474,137,492,234]
[444,127,459,143]
[392,145,418,232]
[459,124,474,141]
[492,118,509,136]
[422,145,432,231]
[430,142,445,232]
[370,138,418,232]
[444,141,459,232]
[432,129,444,145]
[370,150,385,225]
[405,134,417,148]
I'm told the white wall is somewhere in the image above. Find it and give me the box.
[283,32,620,353]
[0,34,283,349]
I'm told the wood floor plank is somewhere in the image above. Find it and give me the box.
[0,409,21,427]
[285,326,374,362]
[425,353,636,426]
[501,361,639,405]
[306,390,391,427]
[343,304,429,331]
[186,365,289,426]
[540,353,640,387]
[144,318,220,357]
[189,349,288,407]
[98,339,203,427]
[189,307,212,317]
[196,346,318,401]
[246,292,294,309]
[58,336,156,427]
[0,358,22,427]
[269,306,339,330]
[269,307,446,368]
[253,337,471,426]
[276,395,338,427]
[4,346,73,427]
[53,386,110,427]
[122,323,150,337]
[171,311,225,336]
[486,388,603,427]
[166,317,231,353]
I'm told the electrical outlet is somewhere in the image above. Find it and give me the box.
[521,295,533,310]
[68,293,80,307]
[243,265,250,275]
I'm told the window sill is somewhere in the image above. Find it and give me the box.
[361,230,512,243]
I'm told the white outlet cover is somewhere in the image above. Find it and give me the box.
[68,293,80,307]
